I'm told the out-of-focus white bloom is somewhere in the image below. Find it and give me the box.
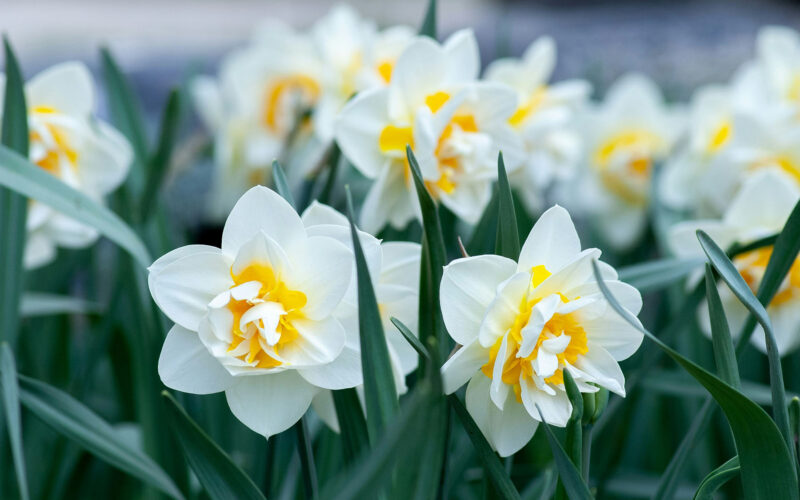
[751,26,800,118]
[575,73,684,250]
[439,206,643,456]
[0,62,132,269]
[149,186,361,437]
[485,37,591,212]
[336,29,523,232]
[297,202,421,431]
[192,5,413,221]
[669,170,800,355]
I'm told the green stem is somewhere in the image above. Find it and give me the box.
[295,416,319,500]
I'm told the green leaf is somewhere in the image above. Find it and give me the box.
[0,145,152,267]
[162,392,263,500]
[272,159,296,209]
[617,257,705,293]
[0,37,29,347]
[390,316,430,360]
[0,343,29,500]
[535,405,594,500]
[100,47,149,166]
[698,230,793,459]
[448,395,521,500]
[18,375,183,499]
[592,260,799,500]
[345,187,398,443]
[495,153,520,260]
[295,417,319,500]
[705,265,741,388]
[419,0,437,38]
[520,467,557,500]
[641,370,798,406]
[468,188,499,256]
[694,456,740,500]
[20,292,101,317]
[141,87,181,220]
[555,371,584,500]
[332,388,369,464]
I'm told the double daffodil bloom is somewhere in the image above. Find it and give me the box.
[576,73,684,250]
[149,186,360,437]
[440,206,643,456]
[335,29,523,233]
[0,62,132,268]
[485,37,591,212]
[670,170,800,355]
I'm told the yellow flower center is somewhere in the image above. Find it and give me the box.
[736,246,800,307]
[481,265,589,402]
[508,86,547,127]
[262,74,321,135]
[226,263,307,368]
[376,60,394,83]
[593,129,662,206]
[29,106,79,175]
[377,91,479,196]
[707,119,732,154]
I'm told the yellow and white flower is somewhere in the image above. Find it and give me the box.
[0,62,132,269]
[750,26,800,119]
[335,29,524,233]
[576,73,683,250]
[297,201,421,430]
[669,170,800,355]
[485,37,591,212]
[440,206,643,456]
[149,186,360,437]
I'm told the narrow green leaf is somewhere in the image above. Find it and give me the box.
[419,0,437,38]
[295,417,319,500]
[391,316,430,360]
[100,47,148,165]
[0,145,151,267]
[317,143,341,205]
[20,292,101,317]
[332,388,368,464]
[592,260,799,500]
[345,187,398,443]
[617,257,705,293]
[448,395,521,500]
[0,37,29,347]
[141,87,181,220]
[0,343,29,500]
[162,392,263,500]
[556,371,584,500]
[705,265,741,388]
[698,230,793,459]
[18,376,183,499]
[272,159,295,209]
[641,370,798,405]
[694,456,740,500]
[468,187,499,256]
[495,153,520,260]
[535,405,594,500]
[520,467,557,500]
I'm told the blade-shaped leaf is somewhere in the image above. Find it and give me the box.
[0,343,29,500]
[468,188,499,256]
[495,153,520,260]
[272,159,296,209]
[419,0,437,38]
[0,145,151,267]
[536,406,593,500]
[694,456,740,500]
[705,265,741,389]
[20,292,101,317]
[698,230,792,458]
[449,395,521,500]
[555,371,584,500]
[332,388,368,464]
[617,257,705,293]
[391,316,430,360]
[162,392,263,500]
[141,87,182,220]
[345,187,398,443]
[18,376,183,499]
[592,260,799,500]
[100,47,148,166]
[0,37,29,347]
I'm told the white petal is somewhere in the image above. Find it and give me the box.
[667,220,735,258]
[443,29,480,82]
[441,339,489,394]
[518,205,581,274]
[478,272,531,347]
[301,201,349,228]
[379,242,421,292]
[358,162,414,234]
[280,316,346,367]
[580,313,644,360]
[566,279,643,316]
[723,169,800,233]
[298,345,362,390]
[335,87,391,179]
[148,247,234,331]
[77,121,133,195]
[289,236,353,320]
[574,344,626,396]
[221,186,307,258]
[520,377,572,427]
[440,255,517,346]
[158,325,234,394]
[518,294,562,358]
[532,249,601,300]
[225,371,317,437]
[389,37,446,117]
[27,62,94,116]
[490,335,511,410]
[532,350,559,379]
[24,230,56,270]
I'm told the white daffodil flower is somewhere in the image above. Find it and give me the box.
[751,26,800,118]
[192,5,413,221]
[0,62,132,269]
[485,36,591,212]
[575,73,684,250]
[149,186,361,437]
[669,170,800,355]
[296,201,421,431]
[335,29,524,233]
[439,205,643,456]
